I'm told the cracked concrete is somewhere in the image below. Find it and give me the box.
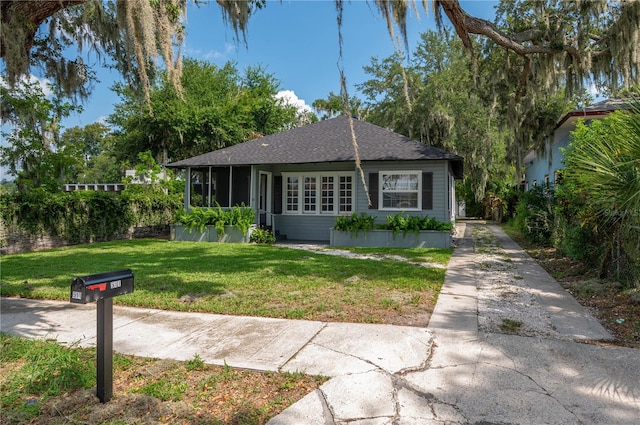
[271,222,640,424]
[2,221,639,424]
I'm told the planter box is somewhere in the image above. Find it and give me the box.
[218,225,255,243]
[170,224,255,243]
[170,224,214,242]
[329,229,451,248]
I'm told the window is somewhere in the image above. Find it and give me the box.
[303,176,317,213]
[283,173,353,215]
[380,171,421,210]
[321,176,334,212]
[554,170,563,184]
[286,176,299,212]
[339,176,353,212]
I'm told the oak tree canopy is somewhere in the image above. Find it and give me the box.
[2,0,638,103]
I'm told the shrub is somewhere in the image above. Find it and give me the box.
[0,189,182,244]
[334,213,376,232]
[334,212,452,235]
[250,227,276,244]
[512,185,555,246]
[561,99,640,286]
[380,213,452,234]
[174,203,255,237]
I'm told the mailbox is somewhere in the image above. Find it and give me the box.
[70,269,134,304]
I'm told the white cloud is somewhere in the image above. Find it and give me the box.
[275,90,312,113]
[1,74,53,98]
[27,75,53,97]
[205,43,236,60]
[186,43,236,61]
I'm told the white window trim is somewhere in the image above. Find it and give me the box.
[282,172,354,215]
[379,170,422,211]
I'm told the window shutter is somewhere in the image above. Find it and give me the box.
[422,172,433,210]
[273,176,282,214]
[368,173,378,209]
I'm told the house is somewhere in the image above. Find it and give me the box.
[522,98,627,191]
[167,115,464,241]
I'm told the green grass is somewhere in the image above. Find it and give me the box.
[0,239,451,323]
[330,246,452,264]
[499,318,523,333]
[0,333,97,423]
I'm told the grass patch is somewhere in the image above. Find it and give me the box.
[0,239,450,325]
[472,226,502,254]
[0,334,95,423]
[0,334,327,425]
[499,318,523,334]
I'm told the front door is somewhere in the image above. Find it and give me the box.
[258,171,272,227]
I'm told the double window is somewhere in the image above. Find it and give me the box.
[284,173,353,215]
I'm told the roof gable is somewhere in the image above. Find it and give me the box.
[167,115,463,176]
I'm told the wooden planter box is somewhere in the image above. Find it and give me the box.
[170,225,255,243]
[329,229,451,248]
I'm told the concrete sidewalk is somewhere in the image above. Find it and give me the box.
[2,222,639,424]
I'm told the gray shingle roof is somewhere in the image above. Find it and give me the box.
[167,115,464,177]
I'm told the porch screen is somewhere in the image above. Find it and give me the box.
[189,168,212,207]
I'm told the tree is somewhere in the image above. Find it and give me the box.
[358,52,422,139]
[60,122,119,183]
[108,58,302,164]
[0,78,81,191]
[0,0,267,105]
[1,1,637,105]
[359,30,510,203]
[312,91,366,120]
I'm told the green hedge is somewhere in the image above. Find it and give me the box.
[0,189,183,243]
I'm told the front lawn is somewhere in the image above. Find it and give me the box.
[1,239,451,325]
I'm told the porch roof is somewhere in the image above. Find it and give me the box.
[167,115,464,178]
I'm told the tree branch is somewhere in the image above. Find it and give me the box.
[1,0,86,58]
[438,1,580,58]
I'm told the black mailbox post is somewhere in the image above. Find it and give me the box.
[70,269,134,403]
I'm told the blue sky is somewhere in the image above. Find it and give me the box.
[68,0,499,127]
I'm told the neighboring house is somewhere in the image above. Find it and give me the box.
[522,98,627,191]
[167,115,464,241]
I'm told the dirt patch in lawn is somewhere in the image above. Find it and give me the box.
[3,355,328,425]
